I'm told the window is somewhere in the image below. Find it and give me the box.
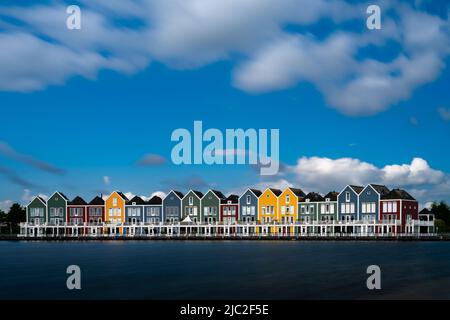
[371,202,376,213]
[345,192,350,202]
[189,196,193,205]
[393,202,397,212]
[341,203,346,214]
[246,195,251,205]
[362,203,366,213]
[286,195,290,203]
[113,198,117,206]
[387,202,392,213]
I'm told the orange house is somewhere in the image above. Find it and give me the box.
[105,191,128,234]
[258,188,282,234]
[279,187,306,234]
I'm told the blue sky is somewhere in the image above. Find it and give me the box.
[0,0,449,209]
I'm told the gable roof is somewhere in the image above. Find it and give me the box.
[209,189,226,200]
[382,188,415,200]
[349,185,364,194]
[221,194,239,204]
[116,191,129,201]
[69,196,87,206]
[268,188,282,196]
[249,188,262,197]
[88,196,104,205]
[419,208,431,215]
[171,190,184,199]
[303,192,324,202]
[324,191,338,201]
[29,196,47,206]
[147,195,162,205]
[50,191,69,201]
[127,196,145,205]
[288,187,306,198]
[189,190,203,198]
[369,184,390,196]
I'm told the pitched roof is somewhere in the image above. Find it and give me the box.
[382,188,415,200]
[303,192,324,202]
[210,190,226,199]
[249,188,262,197]
[221,194,239,204]
[324,191,338,201]
[173,190,184,199]
[88,196,104,205]
[349,185,364,194]
[37,196,47,204]
[147,195,162,205]
[116,191,129,201]
[127,196,145,205]
[69,196,87,206]
[53,191,69,201]
[419,208,431,215]
[289,187,306,198]
[268,188,282,196]
[369,184,390,196]
[191,190,203,198]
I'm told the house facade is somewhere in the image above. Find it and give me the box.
[239,188,261,223]
[163,190,183,223]
[27,196,47,225]
[105,191,128,226]
[338,185,363,223]
[47,191,68,225]
[181,190,203,223]
[318,191,338,223]
[220,195,239,224]
[258,188,281,234]
[86,196,104,224]
[299,192,324,234]
[380,189,418,233]
[67,196,87,226]
[144,196,163,224]
[201,190,226,223]
[125,196,145,225]
[358,184,390,234]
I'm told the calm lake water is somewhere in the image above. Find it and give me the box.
[1,240,450,299]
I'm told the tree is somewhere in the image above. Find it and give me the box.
[0,209,6,234]
[430,201,450,231]
[5,203,26,234]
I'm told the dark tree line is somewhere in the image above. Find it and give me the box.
[429,201,450,233]
[0,203,26,234]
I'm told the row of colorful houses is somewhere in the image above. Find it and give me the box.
[26,184,422,233]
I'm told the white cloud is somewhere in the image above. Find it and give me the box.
[381,158,444,185]
[0,1,447,114]
[150,191,166,199]
[0,200,13,212]
[103,176,111,185]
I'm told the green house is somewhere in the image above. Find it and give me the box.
[27,196,47,225]
[201,190,226,224]
[47,191,69,225]
[181,190,203,223]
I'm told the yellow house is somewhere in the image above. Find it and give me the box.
[279,187,306,234]
[258,188,282,234]
[105,191,128,234]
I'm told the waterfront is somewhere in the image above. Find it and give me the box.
[1,241,450,299]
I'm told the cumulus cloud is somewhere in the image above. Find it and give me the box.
[0,199,13,212]
[150,191,166,199]
[0,1,448,115]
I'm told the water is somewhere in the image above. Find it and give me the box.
[1,240,450,299]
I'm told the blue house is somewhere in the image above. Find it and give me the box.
[144,195,163,224]
[125,196,145,225]
[338,185,363,225]
[163,190,184,223]
[239,188,261,223]
[359,184,390,224]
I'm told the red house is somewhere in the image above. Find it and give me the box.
[380,188,418,233]
[220,194,239,224]
[67,196,87,225]
[86,196,105,224]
